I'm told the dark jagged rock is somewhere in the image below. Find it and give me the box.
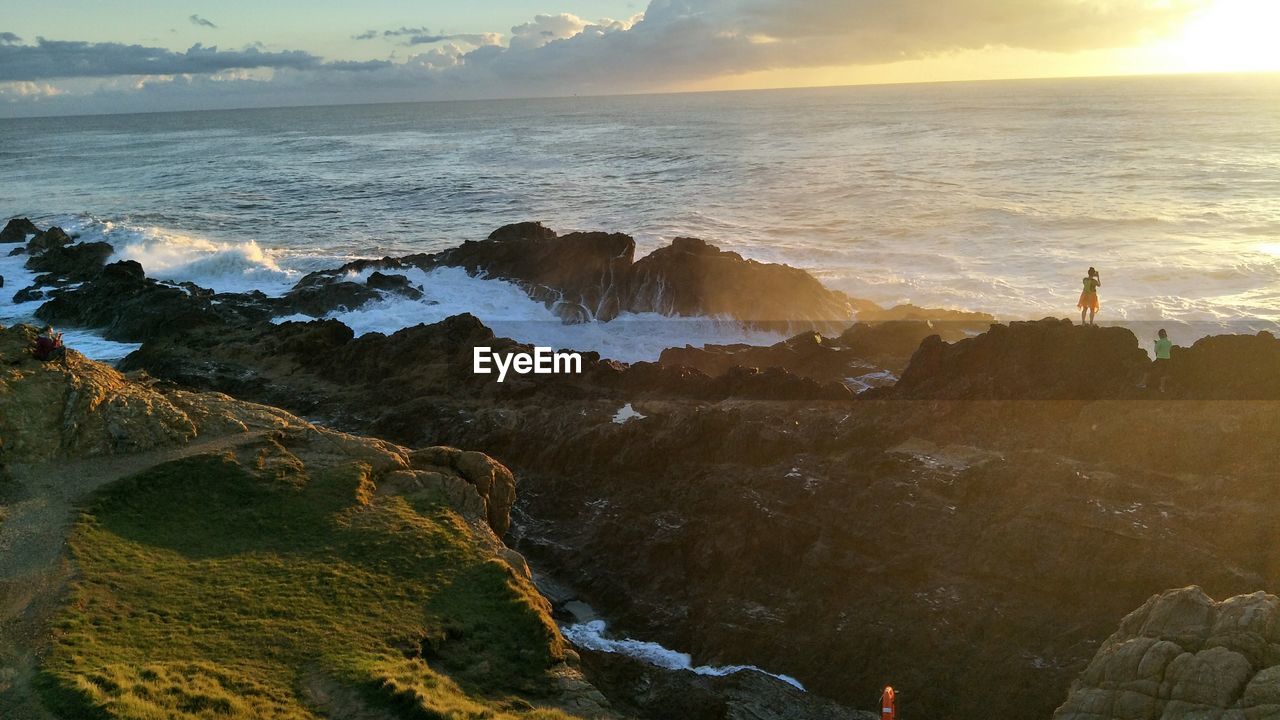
[488,220,560,243]
[280,280,382,317]
[12,287,44,303]
[0,217,39,244]
[24,241,113,281]
[893,318,1151,400]
[366,271,424,300]
[661,331,878,391]
[1165,331,1280,400]
[35,260,270,342]
[659,317,995,391]
[1055,587,1280,719]
[290,223,859,326]
[434,225,636,323]
[624,236,855,325]
[25,226,72,255]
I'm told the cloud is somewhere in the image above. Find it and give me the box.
[406,32,501,47]
[353,25,497,47]
[351,25,433,40]
[508,14,593,51]
[0,32,22,45]
[189,14,217,29]
[0,38,383,81]
[0,0,1207,115]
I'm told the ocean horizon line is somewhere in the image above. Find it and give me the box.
[3,67,1278,122]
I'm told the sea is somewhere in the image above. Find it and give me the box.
[2,73,1278,362]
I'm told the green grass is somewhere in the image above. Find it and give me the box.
[39,452,579,720]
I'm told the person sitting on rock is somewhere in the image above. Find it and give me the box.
[32,325,66,363]
[1078,267,1101,325]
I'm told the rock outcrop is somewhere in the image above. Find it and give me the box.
[0,217,39,244]
[658,316,993,390]
[1055,587,1280,719]
[893,318,1152,399]
[24,240,114,281]
[24,226,73,255]
[1164,331,1280,400]
[295,222,859,326]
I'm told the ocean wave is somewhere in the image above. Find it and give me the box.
[562,619,805,691]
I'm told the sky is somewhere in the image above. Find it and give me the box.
[2,0,1279,117]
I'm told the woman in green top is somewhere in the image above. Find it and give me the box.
[1077,267,1101,325]
[1147,328,1173,393]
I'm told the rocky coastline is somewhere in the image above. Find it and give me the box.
[4,215,1280,719]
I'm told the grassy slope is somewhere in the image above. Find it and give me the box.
[37,452,578,720]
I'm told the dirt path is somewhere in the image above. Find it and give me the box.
[0,428,274,719]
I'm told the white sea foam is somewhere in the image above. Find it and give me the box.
[315,266,790,363]
[562,619,805,691]
[79,220,302,295]
[612,403,646,424]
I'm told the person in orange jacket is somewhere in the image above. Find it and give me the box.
[880,685,896,720]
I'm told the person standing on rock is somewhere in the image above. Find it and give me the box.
[880,685,897,720]
[1078,267,1101,325]
[1145,328,1173,393]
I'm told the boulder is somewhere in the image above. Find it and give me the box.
[12,287,44,303]
[0,217,40,243]
[1055,588,1280,720]
[24,241,113,281]
[432,225,636,322]
[893,318,1151,400]
[624,236,852,325]
[365,271,424,300]
[280,280,381,317]
[409,445,517,537]
[34,260,250,342]
[26,226,72,255]
[1166,331,1280,400]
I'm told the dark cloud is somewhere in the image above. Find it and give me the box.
[189,14,218,29]
[407,33,497,47]
[0,32,22,45]
[354,25,494,46]
[0,38,355,81]
[351,25,433,40]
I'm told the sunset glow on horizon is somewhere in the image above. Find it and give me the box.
[679,0,1280,94]
[3,0,1280,116]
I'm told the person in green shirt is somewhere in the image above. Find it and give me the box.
[1077,267,1101,325]
[1147,328,1173,393]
